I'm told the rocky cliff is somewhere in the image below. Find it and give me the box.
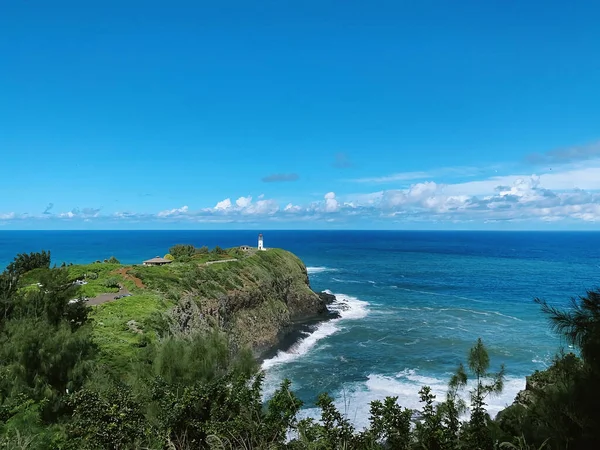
[131,248,335,354]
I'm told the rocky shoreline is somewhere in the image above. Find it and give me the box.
[256,291,340,362]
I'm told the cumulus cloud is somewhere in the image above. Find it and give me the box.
[244,199,279,215]
[323,192,340,213]
[344,175,600,222]
[157,205,189,217]
[10,158,600,225]
[284,203,303,213]
[211,196,279,215]
[58,207,101,219]
[261,173,299,183]
[236,196,252,208]
[214,199,233,210]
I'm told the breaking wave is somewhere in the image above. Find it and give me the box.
[297,370,525,430]
[306,266,338,274]
[261,292,368,370]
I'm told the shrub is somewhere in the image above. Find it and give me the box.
[103,277,121,289]
[169,244,196,259]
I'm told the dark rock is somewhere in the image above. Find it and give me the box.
[318,291,337,304]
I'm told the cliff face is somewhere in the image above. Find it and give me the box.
[135,249,332,353]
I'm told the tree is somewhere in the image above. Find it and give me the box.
[535,291,600,373]
[0,271,19,327]
[212,245,226,255]
[169,244,196,260]
[67,384,149,449]
[106,256,120,264]
[163,253,174,261]
[458,338,505,450]
[0,318,96,421]
[5,251,51,277]
[531,291,600,448]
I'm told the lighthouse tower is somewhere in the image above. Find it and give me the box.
[258,233,264,251]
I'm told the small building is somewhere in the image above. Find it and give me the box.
[143,256,173,266]
[240,245,252,251]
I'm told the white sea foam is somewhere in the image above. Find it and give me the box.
[261,292,368,370]
[297,370,525,431]
[307,266,336,274]
[332,277,364,284]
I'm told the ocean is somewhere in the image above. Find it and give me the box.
[2,230,599,427]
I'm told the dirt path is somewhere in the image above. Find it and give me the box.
[113,267,145,288]
[205,258,238,265]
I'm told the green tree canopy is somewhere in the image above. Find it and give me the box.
[5,250,51,277]
[168,244,196,260]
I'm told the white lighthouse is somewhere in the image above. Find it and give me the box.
[258,233,264,251]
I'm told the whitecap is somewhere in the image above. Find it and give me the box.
[332,277,363,284]
[307,266,336,274]
[296,371,525,431]
[261,292,368,370]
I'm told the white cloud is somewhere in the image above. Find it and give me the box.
[284,203,303,213]
[8,158,600,226]
[244,199,279,215]
[214,199,233,210]
[324,192,339,212]
[210,196,279,216]
[157,205,189,217]
[236,196,252,208]
[57,207,102,219]
[441,167,600,197]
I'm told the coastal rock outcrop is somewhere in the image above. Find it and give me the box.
[155,249,334,354]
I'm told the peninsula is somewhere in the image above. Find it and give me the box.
[18,242,336,371]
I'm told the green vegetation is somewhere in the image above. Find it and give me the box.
[1,249,600,449]
[90,292,173,374]
[5,250,50,276]
[167,243,245,263]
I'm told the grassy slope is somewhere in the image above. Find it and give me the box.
[91,292,174,373]
[124,249,318,350]
[20,248,316,373]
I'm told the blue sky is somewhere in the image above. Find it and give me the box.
[1,1,600,230]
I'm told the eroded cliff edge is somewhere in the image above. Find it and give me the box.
[130,248,337,355]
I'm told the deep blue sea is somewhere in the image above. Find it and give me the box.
[2,231,599,426]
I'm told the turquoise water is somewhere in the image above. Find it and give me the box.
[1,230,599,425]
[258,231,600,425]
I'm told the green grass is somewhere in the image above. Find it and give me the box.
[16,247,314,371]
[19,263,127,298]
[90,293,174,375]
